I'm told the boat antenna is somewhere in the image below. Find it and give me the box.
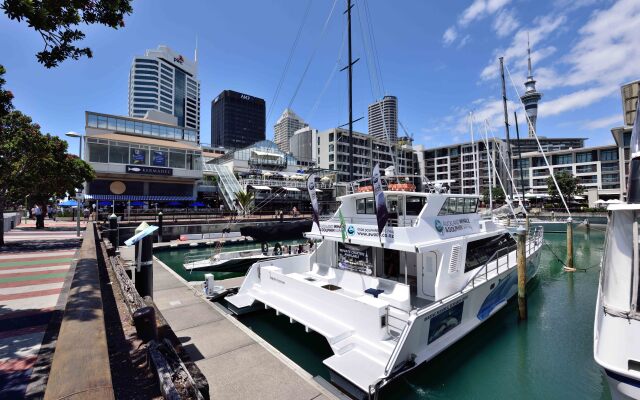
[499,57,514,199]
[627,95,640,203]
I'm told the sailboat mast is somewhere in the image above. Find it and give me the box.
[499,57,513,198]
[347,0,354,182]
[514,112,527,203]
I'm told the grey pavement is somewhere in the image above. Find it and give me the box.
[152,260,335,400]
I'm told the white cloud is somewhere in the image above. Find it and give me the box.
[442,27,458,46]
[460,0,512,27]
[458,35,472,48]
[583,114,623,130]
[492,9,519,37]
[539,86,618,117]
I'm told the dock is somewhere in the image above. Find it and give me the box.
[152,258,338,400]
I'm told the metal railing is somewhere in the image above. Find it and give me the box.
[385,305,411,340]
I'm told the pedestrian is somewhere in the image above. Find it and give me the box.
[34,204,43,229]
[83,207,90,221]
[279,210,284,222]
[30,206,35,220]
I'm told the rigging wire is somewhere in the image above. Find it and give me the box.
[308,23,347,120]
[504,63,572,217]
[266,0,313,124]
[287,0,340,109]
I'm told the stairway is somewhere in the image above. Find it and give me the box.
[207,164,243,211]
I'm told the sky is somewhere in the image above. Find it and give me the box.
[1,0,639,155]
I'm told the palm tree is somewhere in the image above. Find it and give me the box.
[234,190,255,216]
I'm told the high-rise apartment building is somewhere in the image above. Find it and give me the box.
[274,108,307,152]
[211,90,265,149]
[128,45,201,142]
[368,96,398,144]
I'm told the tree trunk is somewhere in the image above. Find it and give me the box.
[0,197,5,247]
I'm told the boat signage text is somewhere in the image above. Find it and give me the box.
[337,243,373,275]
[426,214,479,239]
[318,222,395,240]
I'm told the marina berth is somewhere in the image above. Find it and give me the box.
[227,190,543,398]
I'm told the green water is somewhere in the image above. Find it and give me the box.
[234,227,611,400]
[154,239,307,282]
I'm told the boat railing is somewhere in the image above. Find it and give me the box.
[385,305,411,340]
[184,250,213,268]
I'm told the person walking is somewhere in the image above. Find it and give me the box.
[279,210,284,223]
[34,204,43,229]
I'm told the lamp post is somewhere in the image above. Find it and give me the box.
[66,131,83,237]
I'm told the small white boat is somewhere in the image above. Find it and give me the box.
[594,107,640,400]
[227,190,543,398]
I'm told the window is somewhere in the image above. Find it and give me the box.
[97,115,107,129]
[169,150,185,169]
[553,154,572,165]
[465,233,516,272]
[366,198,375,214]
[125,120,135,134]
[356,199,366,214]
[116,118,126,132]
[88,141,109,163]
[150,149,167,166]
[136,59,158,65]
[130,147,148,165]
[87,113,97,127]
[576,152,593,163]
[438,197,478,215]
[406,196,426,215]
[329,132,334,142]
[109,143,129,164]
[601,149,618,161]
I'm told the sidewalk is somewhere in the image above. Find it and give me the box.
[0,218,85,399]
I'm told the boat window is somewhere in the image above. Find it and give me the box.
[387,196,403,215]
[366,198,375,214]
[464,233,516,273]
[356,198,366,214]
[406,196,426,215]
[438,197,479,215]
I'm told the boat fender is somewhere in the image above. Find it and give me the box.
[273,243,282,256]
[261,242,269,255]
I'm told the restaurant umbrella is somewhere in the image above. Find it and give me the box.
[190,202,206,207]
[166,201,183,207]
[98,200,112,206]
[130,201,145,207]
[59,200,78,207]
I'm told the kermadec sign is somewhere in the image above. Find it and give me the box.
[426,214,480,239]
[125,165,173,176]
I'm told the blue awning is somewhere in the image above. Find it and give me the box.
[83,194,195,201]
[59,200,78,207]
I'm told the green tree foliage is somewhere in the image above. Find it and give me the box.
[546,171,584,204]
[482,186,506,205]
[234,191,255,216]
[1,0,133,67]
[0,66,95,245]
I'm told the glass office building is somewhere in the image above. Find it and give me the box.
[211,90,265,149]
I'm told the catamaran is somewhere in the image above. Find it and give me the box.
[227,181,543,399]
[593,102,640,400]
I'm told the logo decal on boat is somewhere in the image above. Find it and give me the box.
[347,225,356,236]
[435,219,444,233]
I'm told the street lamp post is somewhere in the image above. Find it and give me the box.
[66,131,83,237]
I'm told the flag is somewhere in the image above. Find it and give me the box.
[338,209,346,242]
[372,164,389,236]
[307,174,321,231]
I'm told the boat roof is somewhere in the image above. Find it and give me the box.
[338,191,481,201]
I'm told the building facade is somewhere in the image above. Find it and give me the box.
[211,90,265,149]
[368,96,398,144]
[83,111,202,205]
[316,128,414,183]
[289,126,317,166]
[621,80,639,127]
[128,45,201,142]
[273,108,307,153]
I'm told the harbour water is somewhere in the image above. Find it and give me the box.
[158,226,610,399]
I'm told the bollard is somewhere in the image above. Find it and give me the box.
[157,212,163,243]
[108,213,118,250]
[565,217,576,272]
[132,306,157,343]
[516,225,527,320]
[135,235,154,298]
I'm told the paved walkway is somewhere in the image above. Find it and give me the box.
[153,259,336,400]
[0,219,85,399]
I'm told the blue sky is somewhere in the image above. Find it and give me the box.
[1,0,638,154]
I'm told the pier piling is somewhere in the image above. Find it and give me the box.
[157,212,163,243]
[565,217,576,272]
[108,213,118,250]
[516,226,527,320]
[135,234,154,298]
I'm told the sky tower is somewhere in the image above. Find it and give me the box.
[520,37,543,138]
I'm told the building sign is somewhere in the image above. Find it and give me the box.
[240,94,252,101]
[173,55,184,64]
[126,165,173,176]
[427,214,479,239]
[131,149,146,165]
[152,150,167,167]
[337,243,373,275]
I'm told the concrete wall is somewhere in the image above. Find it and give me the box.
[3,212,22,232]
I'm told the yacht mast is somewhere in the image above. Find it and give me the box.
[499,57,513,198]
[346,0,355,182]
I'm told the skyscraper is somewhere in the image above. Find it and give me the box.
[211,90,265,149]
[368,96,398,144]
[128,45,201,142]
[520,39,543,138]
[273,108,307,152]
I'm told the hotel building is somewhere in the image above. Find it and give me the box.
[128,45,201,142]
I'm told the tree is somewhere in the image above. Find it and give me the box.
[234,191,255,217]
[2,0,133,68]
[0,66,95,245]
[547,171,584,205]
[482,186,506,206]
